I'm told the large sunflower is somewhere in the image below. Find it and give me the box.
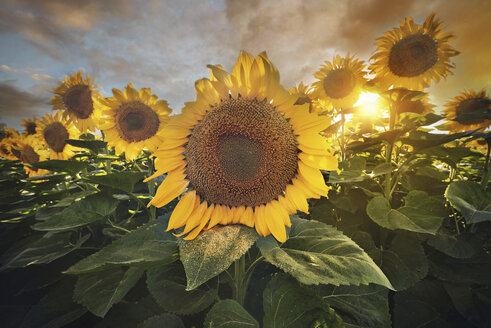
[443,89,491,133]
[147,52,338,242]
[50,71,100,132]
[94,84,172,161]
[312,53,367,110]
[369,13,459,90]
[21,117,39,136]
[11,135,49,177]
[36,111,80,160]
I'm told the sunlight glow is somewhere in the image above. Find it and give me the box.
[355,92,380,117]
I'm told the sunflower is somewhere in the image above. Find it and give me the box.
[50,71,100,132]
[289,82,324,114]
[94,84,172,161]
[369,13,459,90]
[312,53,367,110]
[21,117,39,136]
[443,89,491,133]
[11,135,49,177]
[36,111,80,160]
[378,88,435,116]
[0,127,21,160]
[147,52,338,242]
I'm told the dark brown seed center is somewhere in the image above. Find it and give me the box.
[20,145,40,165]
[455,98,490,125]
[323,68,356,100]
[185,98,298,207]
[43,122,69,153]
[26,122,37,135]
[388,33,438,77]
[117,102,160,142]
[63,85,94,119]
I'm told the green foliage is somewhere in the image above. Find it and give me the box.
[84,172,146,193]
[257,217,393,289]
[445,180,491,223]
[204,300,259,328]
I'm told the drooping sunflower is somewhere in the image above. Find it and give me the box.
[289,82,324,114]
[11,135,49,177]
[312,53,367,111]
[94,84,172,161]
[443,89,491,133]
[36,111,80,160]
[21,117,39,136]
[147,52,338,242]
[50,71,100,132]
[369,13,459,90]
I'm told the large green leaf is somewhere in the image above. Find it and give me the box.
[179,225,258,290]
[445,181,491,224]
[33,192,119,231]
[429,251,491,285]
[427,232,476,259]
[137,314,185,328]
[401,129,477,150]
[366,192,444,234]
[146,263,216,315]
[0,232,89,271]
[317,284,390,328]
[257,217,393,289]
[20,278,87,328]
[84,172,146,193]
[74,267,144,317]
[31,159,89,174]
[65,215,178,274]
[263,274,344,328]
[204,300,259,328]
[65,139,107,153]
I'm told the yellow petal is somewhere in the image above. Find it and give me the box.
[158,137,188,150]
[176,198,207,236]
[167,190,197,231]
[154,154,186,174]
[296,133,328,150]
[207,204,225,230]
[183,203,214,240]
[285,184,309,214]
[264,202,287,242]
[299,152,338,171]
[150,171,188,207]
[297,161,328,192]
[240,206,254,227]
[254,205,270,237]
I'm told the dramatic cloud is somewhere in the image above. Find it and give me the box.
[0,81,50,123]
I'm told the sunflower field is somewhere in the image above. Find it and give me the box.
[1,13,491,328]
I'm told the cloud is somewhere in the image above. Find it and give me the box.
[0,81,50,124]
[1,64,19,73]
[30,73,53,82]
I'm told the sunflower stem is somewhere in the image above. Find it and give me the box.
[384,105,396,201]
[147,157,156,221]
[233,254,246,306]
[340,113,346,161]
[481,142,490,190]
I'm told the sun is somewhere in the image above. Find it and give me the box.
[355,92,381,117]
[147,52,338,242]
[312,53,367,111]
[369,13,459,90]
[443,88,491,133]
[94,83,172,161]
[36,111,80,160]
[50,70,100,132]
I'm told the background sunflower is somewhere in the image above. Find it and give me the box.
[36,111,80,160]
[20,117,39,136]
[289,82,324,114]
[443,88,491,133]
[312,53,367,111]
[11,135,49,177]
[369,13,459,90]
[148,52,338,242]
[94,83,172,161]
[50,71,100,132]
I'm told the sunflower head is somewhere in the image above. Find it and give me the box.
[94,83,172,161]
[312,54,367,111]
[0,127,21,160]
[36,111,80,160]
[21,117,39,136]
[369,13,459,90]
[443,89,491,133]
[289,82,325,114]
[148,51,338,243]
[50,70,100,132]
[11,135,49,177]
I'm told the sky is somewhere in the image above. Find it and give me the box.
[0,0,490,129]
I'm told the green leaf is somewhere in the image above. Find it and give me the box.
[146,263,216,315]
[52,189,99,208]
[179,225,258,290]
[445,181,491,224]
[429,251,491,285]
[427,233,476,259]
[317,284,390,328]
[257,217,393,289]
[65,215,178,274]
[33,192,119,231]
[1,232,89,271]
[263,274,344,328]
[84,172,146,193]
[370,234,428,291]
[402,129,477,150]
[74,267,144,317]
[366,194,444,234]
[371,163,393,176]
[204,300,259,328]
[31,159,89,174]
[65,139,107,153]
[20,278,87,328]
[137,314,185,328]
